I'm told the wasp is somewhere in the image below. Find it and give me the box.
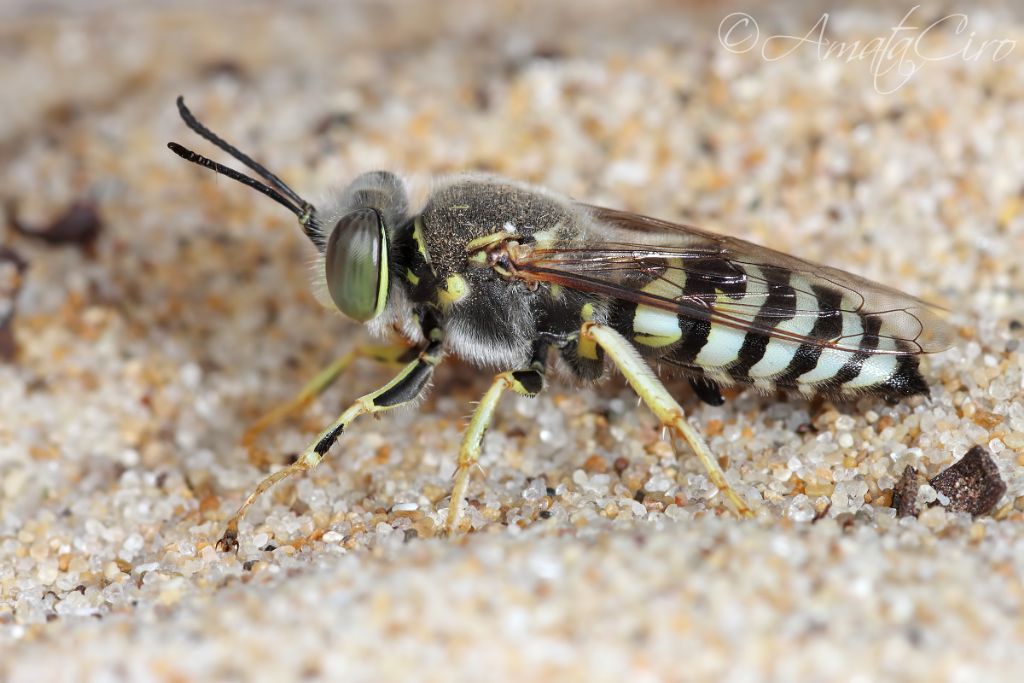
[168,97,953,550]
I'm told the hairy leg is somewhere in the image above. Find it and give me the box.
[242,343,415,462]
[580,322,754,517]
[445,344,547,533]
[218,336,443,551]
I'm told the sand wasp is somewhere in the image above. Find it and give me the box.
[168,97,952,550]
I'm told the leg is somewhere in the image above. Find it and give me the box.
[445,344,547,533]
[242,343,414,459]
[581,322,754,516]
[218,337,443,551]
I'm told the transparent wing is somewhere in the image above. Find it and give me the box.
[513,204,953,355]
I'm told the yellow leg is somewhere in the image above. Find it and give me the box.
[218,339,443,551]
[445,359,545,534]
[581,322,754,517]
[241,343,411,459]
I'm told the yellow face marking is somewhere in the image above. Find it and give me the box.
[437,274,469,308]
[581,303,595,322]
[405,269,420,285]
[549,284,562,299]
[374,230,390,317]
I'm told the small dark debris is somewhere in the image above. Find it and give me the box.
[811,500,832,523]
[886,106,906,122]
[698,134,716,155]
[633,489,645,504]
[242,560,255,571]
[6,199,102,249]
[199,59,249,81]
[796,422,819,435]
[532,45,565,61]
[929,446,1006,516]
[539,510,552,519]
[43,101,81,127]
[1009,319,1022,332]
[472,85,490,111]
[261,544,277,552]
[300,664,323,680]
[403,529,418,543]
[545,487,557,497]
[834,511,857,531]
[892,465,925,518]
[0,245,28,362]
[312,111,355,136]
[613,457,629,475]
[26,376,48,393]
[891,446,1006,518]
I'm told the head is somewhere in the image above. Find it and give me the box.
[168,97,408,324]
[320,171,408,322]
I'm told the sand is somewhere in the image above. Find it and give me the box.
[1,1,1022,681]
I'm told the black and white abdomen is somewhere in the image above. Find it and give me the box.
[608,259,929,400]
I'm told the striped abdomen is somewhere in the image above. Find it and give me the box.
[609,258,929,400]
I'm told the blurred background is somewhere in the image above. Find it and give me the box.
[1,1,1023,681]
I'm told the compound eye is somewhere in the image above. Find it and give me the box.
[324,208,388,322]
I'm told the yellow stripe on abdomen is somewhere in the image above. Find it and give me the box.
[632,259,687,349]
[633,305,682,347]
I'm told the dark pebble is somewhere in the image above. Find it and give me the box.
[891,446,1006,518]
[892,465,924,518]
[929,445,1006,517]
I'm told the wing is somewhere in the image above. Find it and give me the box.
[513,204,953,355]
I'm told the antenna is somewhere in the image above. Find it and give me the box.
[168,96,322,247]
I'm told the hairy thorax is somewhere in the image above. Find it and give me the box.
[417,176,585,368]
